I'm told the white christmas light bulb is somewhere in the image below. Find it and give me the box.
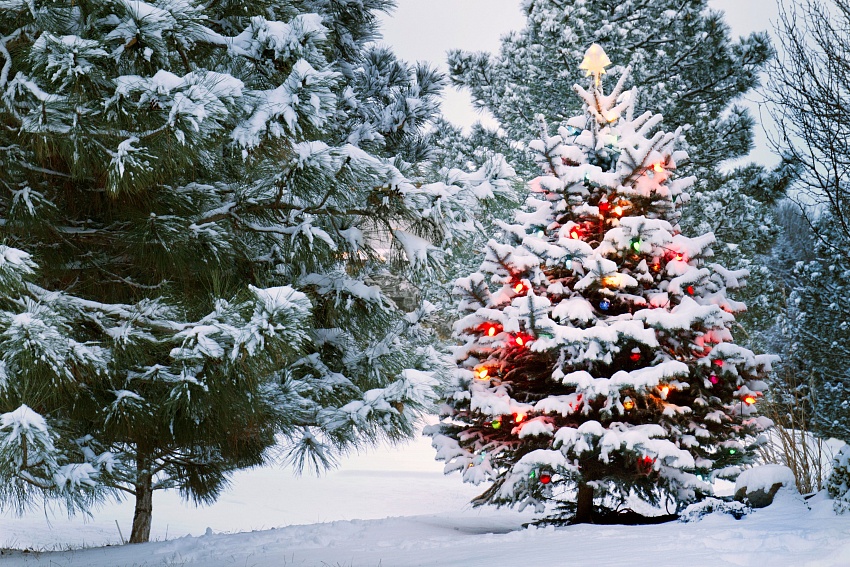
[579,43,611,86]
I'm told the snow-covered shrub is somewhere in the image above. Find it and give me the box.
[827,446,850,514]
[679,498,751,522]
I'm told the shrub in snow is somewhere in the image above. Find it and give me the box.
[679,498,751,522]
[827,446,850,514]
[428,45,775,525]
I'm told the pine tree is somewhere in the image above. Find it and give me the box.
[770,210,850,443]
[0,0,499,542]
[428,46,774,525]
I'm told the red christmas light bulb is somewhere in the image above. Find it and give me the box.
[686,285,695,295]
[630,352,641,362]
[599,201,610,214]
[637,456,655,475]
[480,322,502,337]
[744,395,757,405]
[540,474,552,484]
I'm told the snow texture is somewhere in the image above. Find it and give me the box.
[735,464,797,494]
[1,438,849,567]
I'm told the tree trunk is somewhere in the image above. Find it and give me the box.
[129,456,153,543]
[574,481,594,524]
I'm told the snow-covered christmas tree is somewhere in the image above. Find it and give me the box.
[428,45,775,524]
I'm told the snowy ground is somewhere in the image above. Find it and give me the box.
[2,434,850,567]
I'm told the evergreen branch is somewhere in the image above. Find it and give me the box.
[106,482,137,497]
[0,28,22,91]
[17,161,73,179]
[195,199,392,229]
[15,469,54,491]
[26,282,188,332]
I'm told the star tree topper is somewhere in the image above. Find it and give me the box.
[579,43,611,87]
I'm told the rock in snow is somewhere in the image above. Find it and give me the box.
[735,464,798,508]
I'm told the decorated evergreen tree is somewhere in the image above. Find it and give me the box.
[0,0,501,542]
[428,46,774,524]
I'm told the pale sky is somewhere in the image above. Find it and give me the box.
[379,0,780,166]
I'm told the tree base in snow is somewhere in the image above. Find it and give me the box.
[528,509,679,527]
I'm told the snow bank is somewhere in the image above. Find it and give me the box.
[3,490,850,567]
[735,464,797,493]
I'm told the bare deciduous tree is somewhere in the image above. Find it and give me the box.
[767,0,850,244]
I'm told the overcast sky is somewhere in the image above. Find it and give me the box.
[378,0,780,166]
